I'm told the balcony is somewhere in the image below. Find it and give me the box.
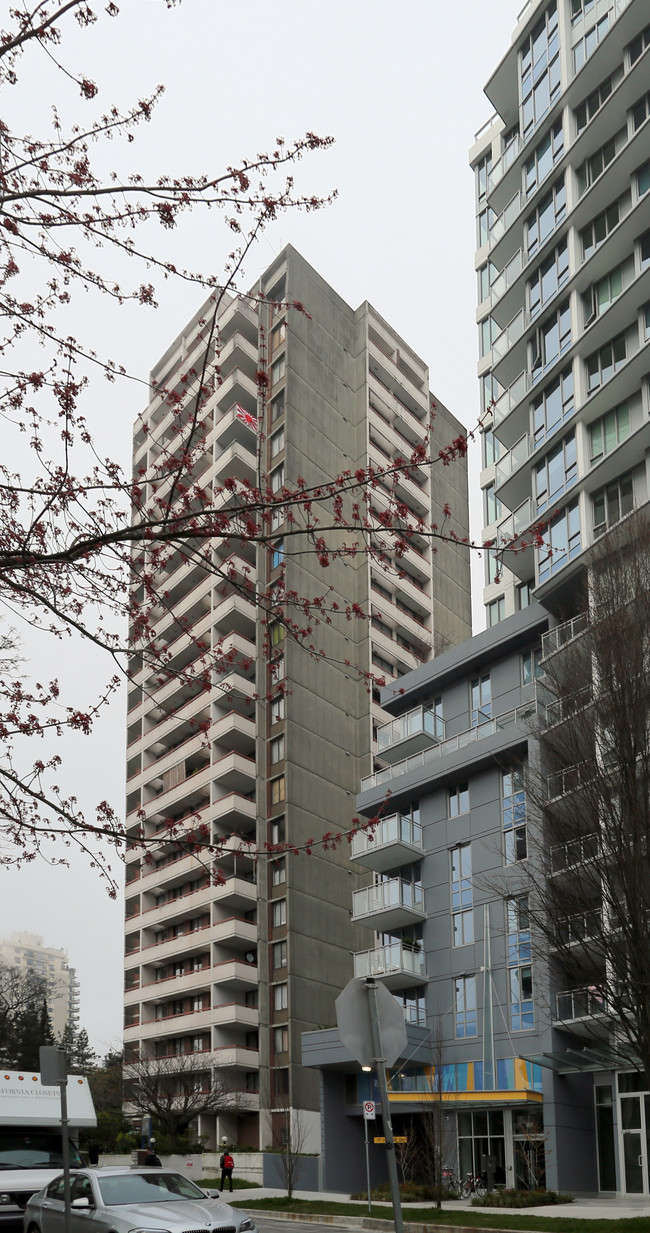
[555,908,602,948]
[488,191,521,260]
[494,433,532,508]
[212,958,258,989]
[352,878,425,931]
[541,612,589,661]
[550,831,600,876]
[350,813,423,873]
[211,1001,259,1030]
[360,700,537,793]
[212,875,257,912]
[212,916,257,950]
[353,941,425,990]
[492,371,530,448]
[376,704,444,765]
[554,985,608,1032]
[212,1044,260,1070]
[544,684,592,729]
[490,307,528,387]
[547,761,591,802]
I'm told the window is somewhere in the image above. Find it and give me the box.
[479,315,499,358]
[270,695,285,724]
[475,151,493,204]
[449,783,469,818]
[270,539,284,570]
[629,23,650,66]
[577,128,626,197]
[573,13,610,71]
[520,3,560,139]
[482,428,500,467]
[271,818,285,845]
[271,857,286,886]
[581,193,630,260]
[584,263,626,326]
[538,499,581,583]
[487,596,505,626]
[272,320,286,348]
[273,983,288,1011]
[528,239,569,320]
[478,261,497,303]
[586,332,627,393]
[484,482,502,525]
[485,546,501,585]
[270,622,285,647]
[531,300,571,377]
[477,205,496,247]
[270,427,285,458]
[589,403,630,464]
[633,91,650,132]
[524,120,564,196]
[271,355,286,386]
[272,898,287,927]
[273,940,287,969]
[451,844,473,947]
[270,390,285,422]
[638,161,650,197]
[455,975,478,1038]
[507,896,534,1030]
[534,430,577,513]
[531,366,574,448]
[525,178,566,257]
[593,471,634,537]
[274,1026,289,1053]
[641,231,650,268]
[502,768,527,863]
[481,372,502,414]
[192,995,204,1012]
[517,581,532,610]
[271,775,285,805]
[270,734,284,764]
[270,464,284,493]
[471,674,492,726]
[270,652,285,682]
[575,68,623,134]
[522,648,543,685]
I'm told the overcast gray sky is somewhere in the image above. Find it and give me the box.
[1,0,519,1056]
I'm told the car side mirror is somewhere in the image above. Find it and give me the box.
[202,1190,219,1199]
[71,1198,92,1209]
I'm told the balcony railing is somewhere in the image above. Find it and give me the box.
[556,908,602,947]
[493,371,529,430]
[541,612,589,660]
[545,684,592,727]
[550,831,600,875]
[491,308,527,366]
[354,941,424,982]
[547,760,591,801]
[376,704,444,760]
[555,985,607,1022]
[489,249,524,306]
[495,433,531,488]
[351,813,422,860]
[489,192,521,249]
[352,878,423,922]
[488,136,523,193]
[360,700,538,792]
[496,497,534,546]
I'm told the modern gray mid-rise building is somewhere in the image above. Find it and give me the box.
[123,247,471,1151]
[304,0,650,1197]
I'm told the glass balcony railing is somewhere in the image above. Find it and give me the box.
[495,433,531,488]
[376,704,444,759]
[360,700,538,792]
[491,308,527,367]
[555,985,607,1022]
[550,831,600,875]
[489,249,524,306]
[353,941,424,982]
[351,813,422,860]
[556,909,601,947]
[488,137,523,194]
[352,878,424,921]
[493,371,529,429]
[541,612,589,660]
[495,497,534,546]
[489,193,521,249]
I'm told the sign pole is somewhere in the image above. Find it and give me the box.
[365,979,404,1233]
[40,1048,70,1233]
[364,1114,371,1214]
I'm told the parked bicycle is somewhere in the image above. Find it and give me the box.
[460,1171,487,1198]
[441,1166,459,1192]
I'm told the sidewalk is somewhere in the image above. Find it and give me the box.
[233,1185,650,1222]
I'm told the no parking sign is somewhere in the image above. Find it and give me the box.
[363,1100,376,1120]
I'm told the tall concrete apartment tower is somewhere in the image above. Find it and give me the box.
[0,932,80,1039]
[123,247,471,1150]
[471,0,650,622]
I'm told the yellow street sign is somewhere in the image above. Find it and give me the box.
[374,1136,407,1144]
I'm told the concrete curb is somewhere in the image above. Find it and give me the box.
[242,1213,544,1233]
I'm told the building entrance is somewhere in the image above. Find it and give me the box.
[619,1074,650,1194]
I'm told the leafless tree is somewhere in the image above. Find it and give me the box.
[267,1105,311,1199]
[123,1050,240,1143]
[420,1018,457,1207]
[394,1121,420,1185]
[525,508,650,1079]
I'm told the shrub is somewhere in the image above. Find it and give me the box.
[472,1188,574,1208]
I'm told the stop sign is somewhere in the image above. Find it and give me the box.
[335,977,407,1068]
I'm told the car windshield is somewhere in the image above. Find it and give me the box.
[97,1173,207,1206]
[0,1130,83,1169]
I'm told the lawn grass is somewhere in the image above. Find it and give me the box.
[231,1196,650,1232]
[201,1177,261,1191]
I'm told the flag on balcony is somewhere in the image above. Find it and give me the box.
[235,404,257,430]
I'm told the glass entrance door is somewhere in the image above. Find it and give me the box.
[620,1093,650,1194]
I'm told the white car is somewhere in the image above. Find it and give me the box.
[23,1169,256,1233]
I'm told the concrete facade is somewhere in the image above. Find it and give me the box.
[123,248,471,1152]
